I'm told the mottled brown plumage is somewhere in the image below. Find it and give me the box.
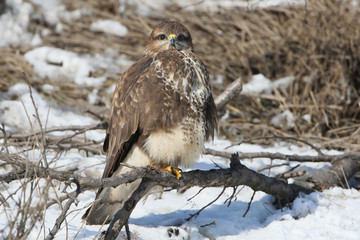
[83,20,217,225]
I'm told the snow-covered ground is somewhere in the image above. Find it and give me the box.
[1,135,360,240]
[1,0,360,239]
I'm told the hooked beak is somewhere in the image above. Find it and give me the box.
[168,34,176,47]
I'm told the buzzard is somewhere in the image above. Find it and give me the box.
[83,20,217,225]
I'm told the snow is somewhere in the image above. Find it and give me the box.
[0,83,103,141]
[120,0,305,16]
[242,74,295,95]
[0,1,35,48]
[271,109,296,129]
[1,0,360,239]
[242,74,273,95]
[24,46,132,87]
[24,46,96,84]
[29,0,62,25]
[90,19,128,37]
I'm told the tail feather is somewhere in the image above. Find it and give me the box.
[82,179,142,225]
[83,145,151,225]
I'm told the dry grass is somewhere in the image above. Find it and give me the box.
[1,0,360,150]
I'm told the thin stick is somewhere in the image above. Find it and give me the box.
[187,187,206,201]
[186,187,226,221]
[204,148,336,163]
[243,191,256,217]
[275,164,300,179]
[45,180,80,240]
[227,135,324,155]
[341,166,350,189]
[23,71,49,168]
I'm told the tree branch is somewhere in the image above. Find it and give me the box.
[0,152,74,183]
[100,180,157,240]
[294,156,360,190]
[214,77,242,112]
[0,121,108,140]
[204,148,354,163]
[99,154,313,239]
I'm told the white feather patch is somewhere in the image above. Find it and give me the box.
[144,119,204,167]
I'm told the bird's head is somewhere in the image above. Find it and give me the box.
[145,20,194,55]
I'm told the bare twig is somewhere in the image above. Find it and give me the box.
[275,164,300,179]
[45,179,81,240]
[0,122,106,155]
[0,152,75,183]
[23,71,49,168]
[341,166,350,189]
[187,187,206,201]
[224,186,239,207]
[0,121,108,139]
[243,191,256,217]
[200,221,216,228]
[227,135,324,155]
[186,187,226,221]
[0,124,9,153]
[204,148,336,162]
[276,170,306,179]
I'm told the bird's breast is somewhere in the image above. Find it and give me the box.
[143,117,205,167]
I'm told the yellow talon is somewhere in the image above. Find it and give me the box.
[172,168,182,179]
[161,166,172,172]
[160,166,182,179]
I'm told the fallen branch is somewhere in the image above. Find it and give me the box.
[99,154,312,240]
[204,148,353,163]
[294,156,360,190]
[0,152,310,195]
[204,148,360,189]
[0,121,108,141]
[2,150,360,190]
[228,135,324,155]
[214,77,242,112]
[100,180,157,240]
[0,152,74,183]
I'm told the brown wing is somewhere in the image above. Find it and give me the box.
[196,55,218,140]
[102,56,153,179]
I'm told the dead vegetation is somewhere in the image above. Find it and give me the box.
[1,0,360,150]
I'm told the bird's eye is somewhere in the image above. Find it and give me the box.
[158,34,166,40]
[177,34,185,42]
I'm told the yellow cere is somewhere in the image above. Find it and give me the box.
[168,34,176,40]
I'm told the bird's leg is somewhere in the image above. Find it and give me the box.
[160,166,182,179]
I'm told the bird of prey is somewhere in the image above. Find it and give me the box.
[83,20,217,225]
